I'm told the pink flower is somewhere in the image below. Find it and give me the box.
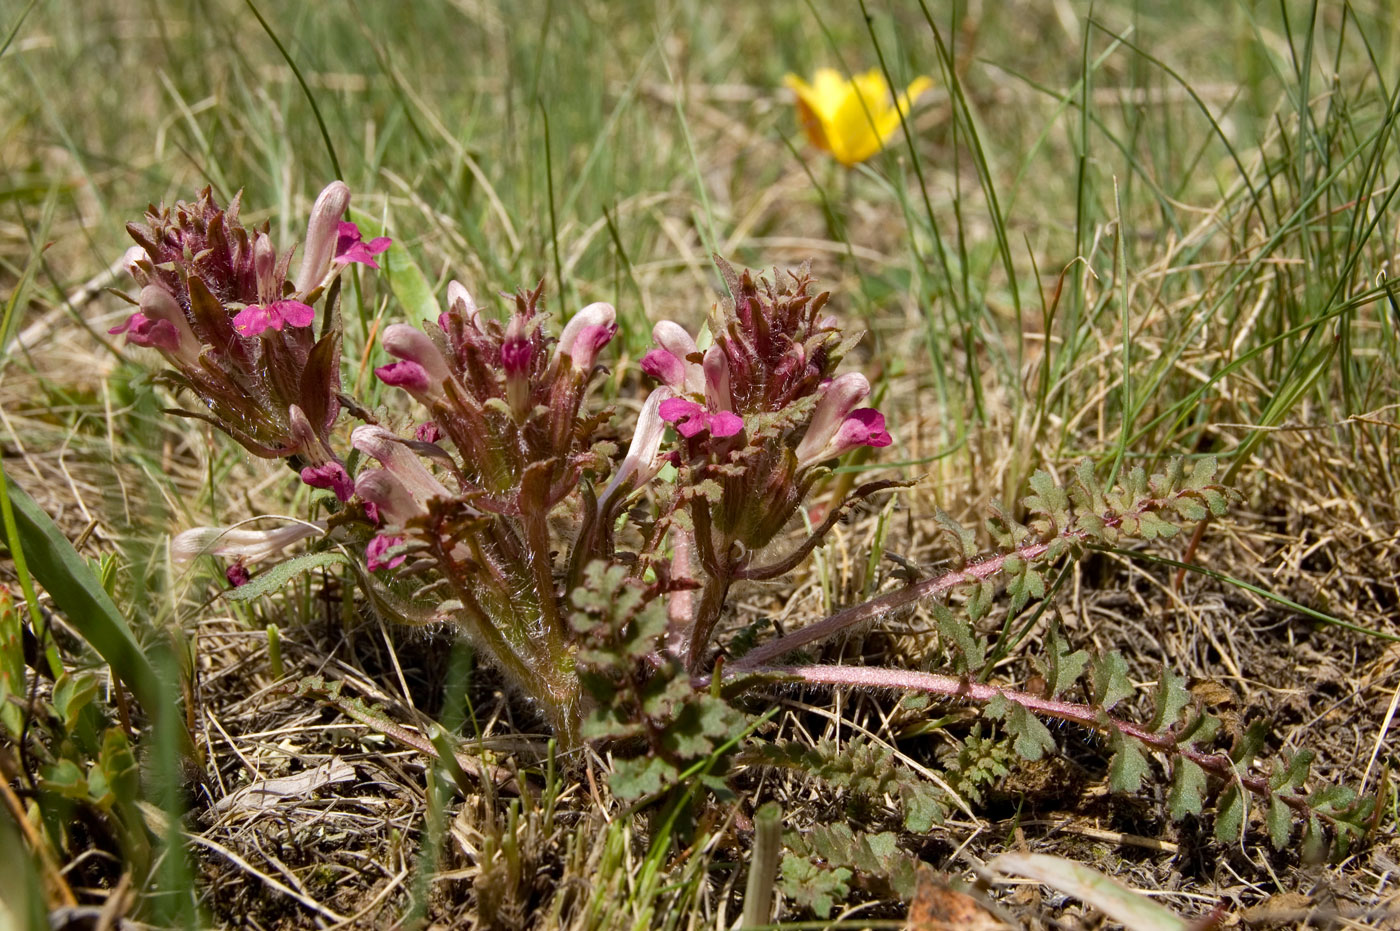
[415,422,441,443]
[354,470,420,526]
[294,181,351,293]
[640,320,705,394]
[110,311,180,352]
[351,425,452,513]
[376,323,452,400]
[300,460,354,502]
[795,372,892,469]
[225,562,251,588]
[445,280,480,328]
[556,302,617,372]
[111,285,200,362]
[334,221,392,268]
[658,396,744,439]
[366,534,406,571]
[232,300,315,337]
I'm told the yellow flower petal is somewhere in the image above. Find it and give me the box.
[808,68,853,121]
[786,68,933,166]
[784,73,833,151]
[874,75,934,147]
[827,87,887,165]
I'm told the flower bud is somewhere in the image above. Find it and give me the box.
[446,280,480,328]
[600,387,672,504]
[171,521,324,567]
[293,180,350,294]
[501,315,532,418]
[556,302,617,372]
[351,425,451,509]
[122,246,149,286]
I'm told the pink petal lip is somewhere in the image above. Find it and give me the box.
[334,221,392,268]
[232,305,275,336]
[659,396,703,422]
[658,396,743,439]
[272,300,315,328]
[641,348,687,390]
[300,461,354,502]
[109,312,143,335]
[366,534,406,571]
[841,408,891,447]
[375,360,431,393]
[109,311,181,353]
[232,300,316,336]
[707,410,744,437]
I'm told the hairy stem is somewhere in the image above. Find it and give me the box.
[731,537,1057,669]
[687,565,732,676]
[743,664,1335,823]
[731,489,1203,670]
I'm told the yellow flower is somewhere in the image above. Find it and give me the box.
[783,67,933,167]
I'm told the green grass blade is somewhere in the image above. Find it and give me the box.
[0,479,163,712]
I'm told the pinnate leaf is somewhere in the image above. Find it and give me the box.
[934,508,979,561]
[1036,625,1089,699]
[1090,651,1135,711]
[1214,783,1245,843]
[609,756,677,799]
[1148,667,1191,733]
[1107,732,1151,794]
[934,602,984,674]
[985,694,1056,761]
[1167,758,1207,819]
[779,856,851,919]
[1185,455,1218,490]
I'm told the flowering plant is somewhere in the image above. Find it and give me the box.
[112,182,385,501]
[128,184,1373,866]
[784,67,932,166]
[132,185,892,741]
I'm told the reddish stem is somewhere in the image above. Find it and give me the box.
[741,663,1328,821]
[731,537,1058,670]
[731,490,1205,671]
